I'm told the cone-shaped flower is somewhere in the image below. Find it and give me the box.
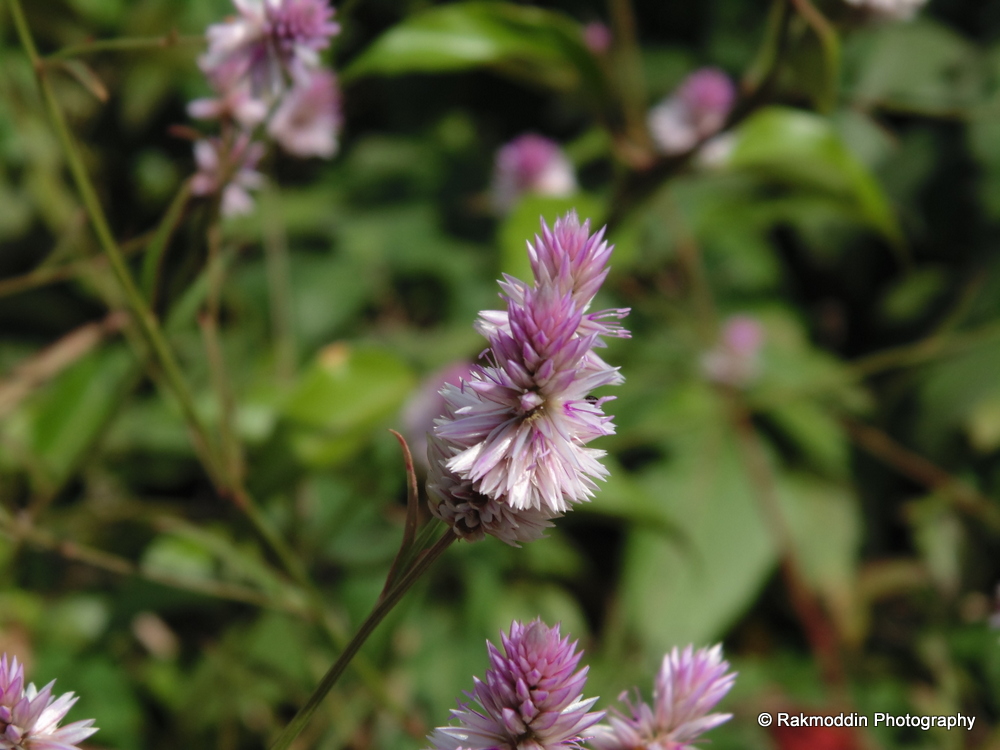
[428,620,603,750]
[0,654,98,750]
[200,0,340,98]
[589,645,735,750]
[432,212,629,515]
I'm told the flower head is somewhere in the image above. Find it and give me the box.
[267,69,343,158]
[589,645,736,750]
[648,68,735,156]
[428,620,603,750]
[0,654,98,750]
[431,212,628,515]
[582,22,612,55]
[190,133,266,216]
[491,135,577,214]
[200,0,340,99]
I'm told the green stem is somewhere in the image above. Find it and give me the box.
[45,32,203,61]
[269,530,456,750]
[9,0,225,486]
[141,181,193,304]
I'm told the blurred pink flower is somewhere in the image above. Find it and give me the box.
[583,22,612,54]
[428,620,603,750]
[267,69,343,158]
[0,654,98,750]
[491,134,577,213]
[200,0,340,99]
[187,85,269,128]
[648,68,735,156]
[589,645,736,750]
[190,134,266,217]
[843,0,927,21]
[700,315,765,388]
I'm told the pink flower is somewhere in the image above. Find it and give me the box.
[700,315,765,388]
[187,86,269,128]
[267,69,343,158]
[0,654,98,750]
[582,22,612,55]
[428,620,603,750]
[431,212,629,515]
[648,68,735,156]
[190,133,266,217]
[200,0,340,99]
[842,0,927,21]
[491,134,577,213]
[589,645,736,750]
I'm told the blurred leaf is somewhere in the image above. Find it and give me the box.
[620,387,778,652]
[880,267,948,323]
[345,2,607,99]
[284,343,416,466]
[852,20,984,115]
[729,107,902,243]
[907,495,963,596]
[765,401,851,478]
[141,534,215,581]
[28,345,134,487]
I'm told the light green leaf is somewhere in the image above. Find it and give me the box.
[345,2,606,100]
[729,107,902,243]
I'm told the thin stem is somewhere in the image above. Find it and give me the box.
[10,0,225,487]
[606,0,650,153]
[0,507,302,612]
[261,187,297,385]
[45,32,203,61]
[269,530,456,750]
[141,181,193,304]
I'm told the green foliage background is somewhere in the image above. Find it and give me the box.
[3,0,1000,749]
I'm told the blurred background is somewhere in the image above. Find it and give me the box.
[3,0,1000,748]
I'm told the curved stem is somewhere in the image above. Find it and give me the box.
[45,32,203,61]
[268,530,456,750]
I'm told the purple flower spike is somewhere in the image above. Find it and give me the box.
[428,620,604,750]
[491,134,577,214]
[201,0,340,99]
[648,68,735,156]
[430,212,628,518]
[589,645,736,750]
[0,654,98,750]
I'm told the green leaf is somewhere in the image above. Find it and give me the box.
[620,391,778,652]
[345,2,607,100]
[284,344,416,466]
[729,107,902,243]
[29,345,135,487]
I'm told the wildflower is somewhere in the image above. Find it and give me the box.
[491,134,577,214]
[200,0,341,99]
[190,133,266,217]
[427,436,556,546]
[842,0,927,21]
[267,69,343,158]
[582,22,612,55]
[431,212,629,514]
[589,645,736,750]
[648,68,735,156]
[403,361,477,469]
[0,654,98,750]
[428,620,603,750]
[700,315,764,388]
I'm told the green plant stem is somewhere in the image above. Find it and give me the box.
[269,530,457,750]
[45,32,203,61]
[141,181,193,304]
[9,0,224,487]
[261,187,297,385]
[606,0,649,152]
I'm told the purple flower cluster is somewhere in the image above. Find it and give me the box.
[427,211,629,544]
[647,68,735,157]
[699,315,765,388]
[427,620,603,750]
[589,645,736,750]
[190,0,343,215]
[0,654,97,750]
